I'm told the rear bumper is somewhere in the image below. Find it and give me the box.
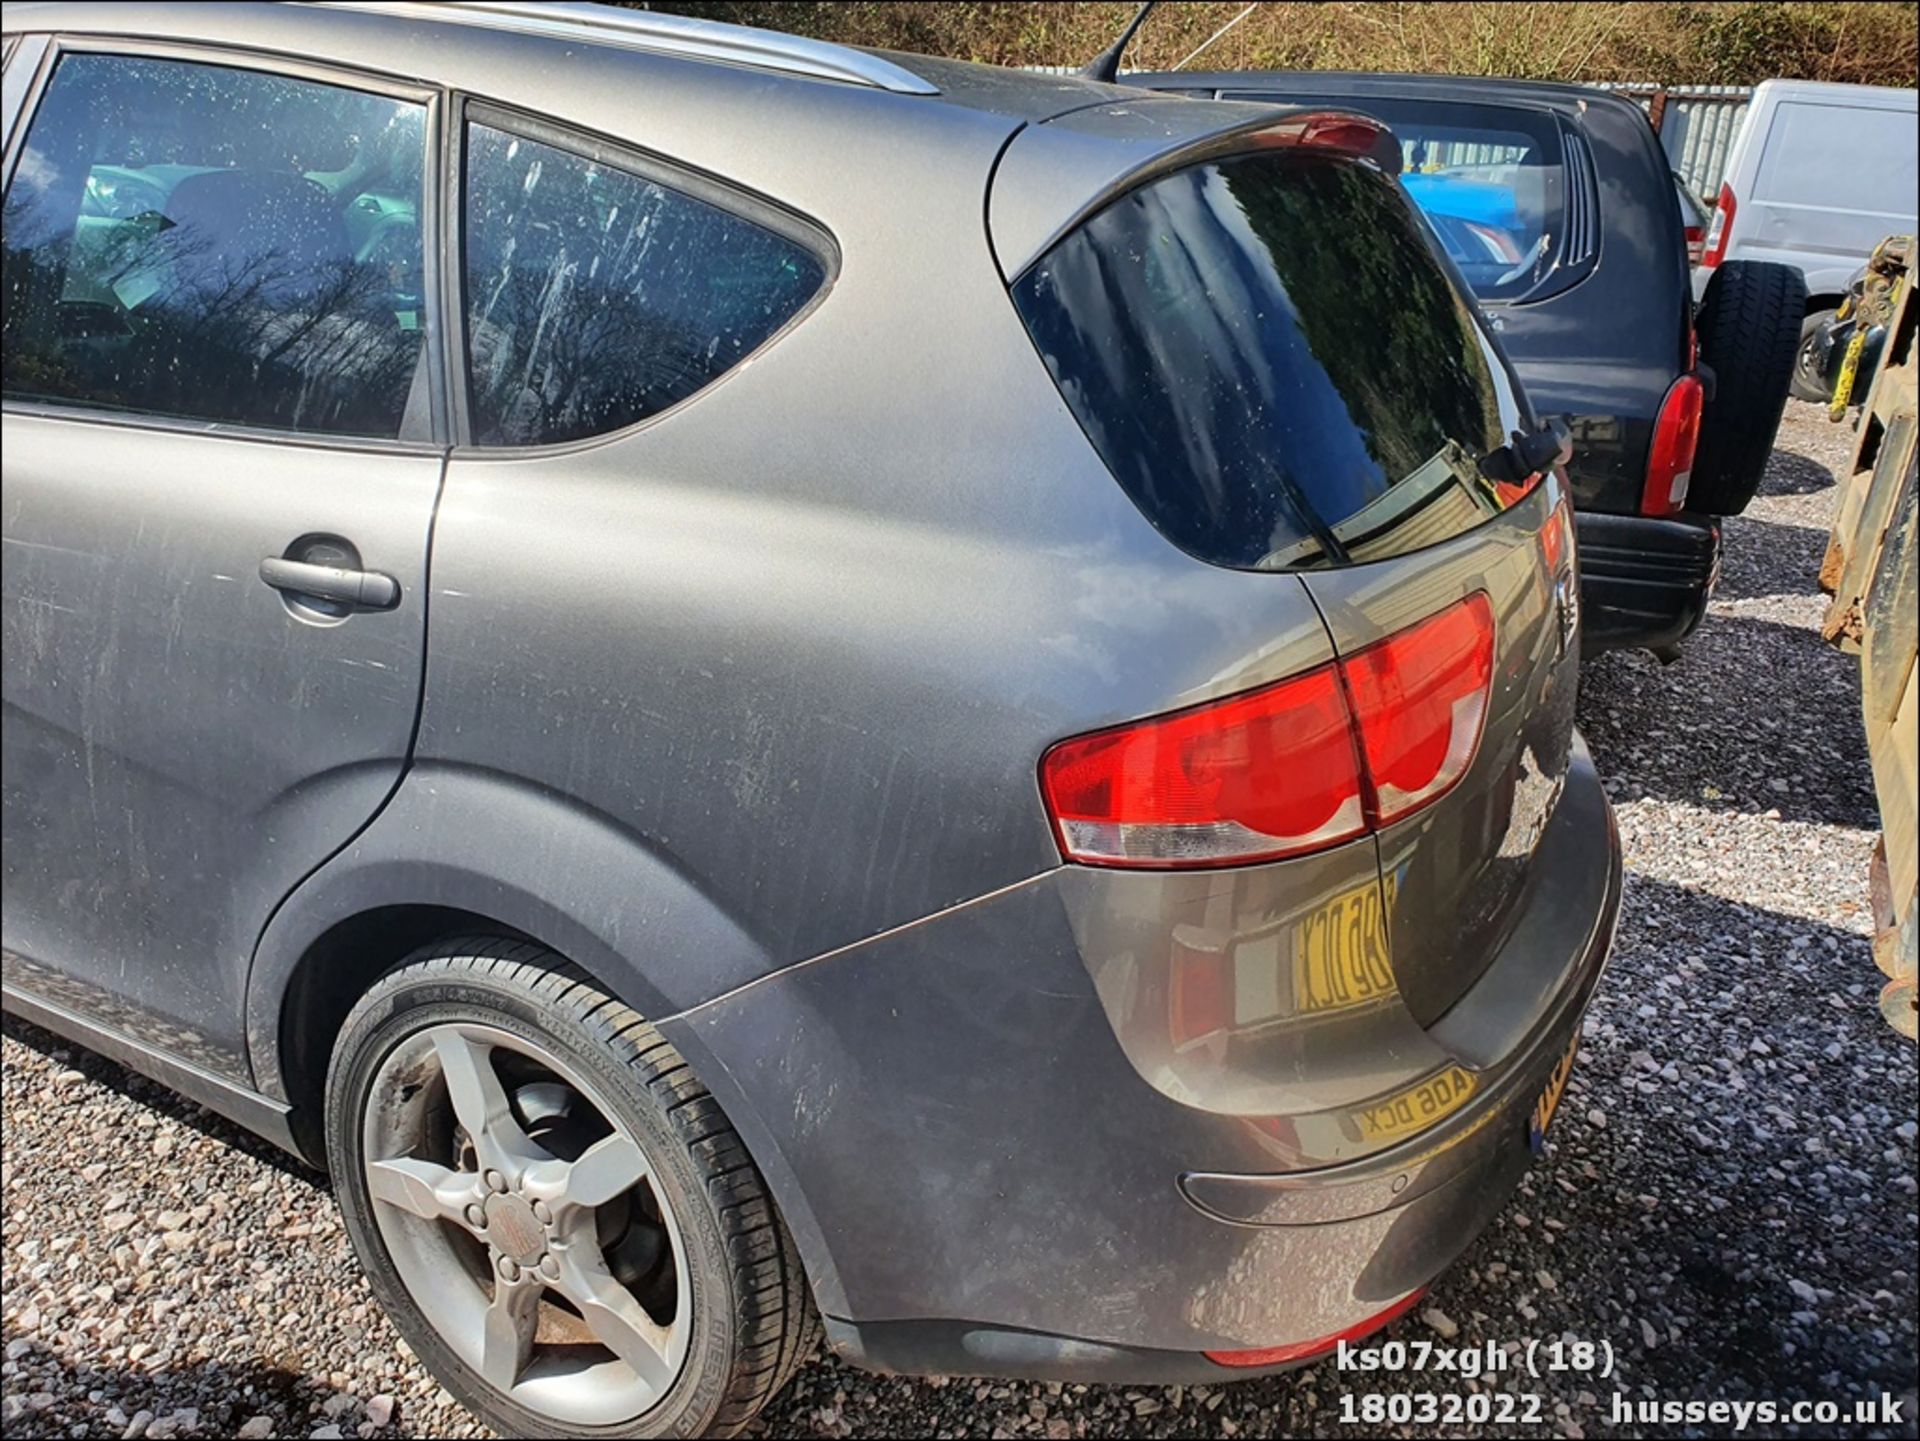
[661,739,1623,1381]
[1576,510,1720,654]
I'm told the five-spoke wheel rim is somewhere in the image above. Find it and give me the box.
[362,1022,690,1426]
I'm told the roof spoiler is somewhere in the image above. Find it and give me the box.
[989,99,1402,278]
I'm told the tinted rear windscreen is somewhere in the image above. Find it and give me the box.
[1013,150,1527,572]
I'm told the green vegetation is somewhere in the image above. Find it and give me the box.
[645,2,1919,87]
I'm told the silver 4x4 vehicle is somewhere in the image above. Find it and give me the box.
[1,4,1621,1437]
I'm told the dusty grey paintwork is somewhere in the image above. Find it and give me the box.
[2,0,1622,1381]
[3,415,443,1078]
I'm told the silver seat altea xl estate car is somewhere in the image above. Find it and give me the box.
[1,2,1622,1436]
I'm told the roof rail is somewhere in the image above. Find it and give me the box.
[319,1,941,95]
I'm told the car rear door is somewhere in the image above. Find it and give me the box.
[1,42,445,1080]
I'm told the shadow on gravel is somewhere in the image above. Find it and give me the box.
[1712,512,1833,603]
[1613,870,1874,992]
[1755,445,1843,498]
[0,1014,324,1186]
[1579,614,1878,831]
[0,1342,324,1439]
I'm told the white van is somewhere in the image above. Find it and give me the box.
[1698,79,1917,315]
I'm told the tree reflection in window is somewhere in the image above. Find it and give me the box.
[462,123,827,447]
[2,54,428,439]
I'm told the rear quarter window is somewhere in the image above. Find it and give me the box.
[462,118,830,447]
[1012,148,1529,572]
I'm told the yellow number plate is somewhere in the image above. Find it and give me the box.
[1530,1037,1580,1149]
[1355,1064,1478,1143]
[1293,874,1396,1014]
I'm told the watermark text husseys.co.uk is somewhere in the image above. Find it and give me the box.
[1611,1393,1906,1431]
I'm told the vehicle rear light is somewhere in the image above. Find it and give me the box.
[1249,111,1398,168]
[1040,595,1496,868]
[1039,665,1367,869]
[1701,183,1735,267]
[1540,495,1572,576]
[1340,594,1496,827]
[1684,224,1705,267]
[1642,373,1704,517]
[1205,1288,1428,1368]
[1169,939,1233,1049]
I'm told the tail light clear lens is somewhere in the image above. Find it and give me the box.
[1701,183,1734,267]
[1341,594,1496,826]
[1041,595,1497,869]
[1040,665,1366,869]
[1643,373,1704,517]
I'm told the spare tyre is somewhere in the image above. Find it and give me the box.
[1690,260,1808,515]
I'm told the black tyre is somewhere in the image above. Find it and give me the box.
[325,938,818,1439]
[1691,260,1808,515]
[1790,309,1836,403]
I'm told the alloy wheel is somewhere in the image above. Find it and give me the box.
[361,1022,690,1427]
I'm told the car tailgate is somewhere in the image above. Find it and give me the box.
[1300,480,1582,1025]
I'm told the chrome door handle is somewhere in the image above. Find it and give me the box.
[259,556,400,611]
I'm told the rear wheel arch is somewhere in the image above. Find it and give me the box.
[259,902,848,1323]
[323,938,824,1434]
[240,769,842,1323]
[266,902,521,1164]
[245,765,775,1155]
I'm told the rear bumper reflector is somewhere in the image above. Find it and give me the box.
[1203,1287,1428,1368]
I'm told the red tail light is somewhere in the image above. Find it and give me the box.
[1040,595,1496,869]
[1205,1288,1428,1368]
[1642,373,1704,517]
[1040,664,1366,869]
[1684,224,1705,267]
[1701,183,1735,267]
[1341,594,1496,827]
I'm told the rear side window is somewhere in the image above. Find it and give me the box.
[2,53,428,438]
[462,120,828,447]
[1013,150,1527,572]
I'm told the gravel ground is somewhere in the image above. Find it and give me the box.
[4,399,1915,1440]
